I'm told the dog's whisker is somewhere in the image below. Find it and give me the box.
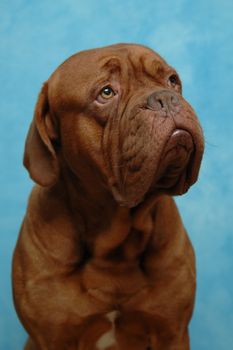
[204,140,219,148]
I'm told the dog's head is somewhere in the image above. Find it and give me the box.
[24,44,204,207]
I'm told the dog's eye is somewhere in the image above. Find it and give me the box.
[99,86,115,100]
[168,74,181,92]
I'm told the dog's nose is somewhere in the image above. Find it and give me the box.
[147,90,181,114]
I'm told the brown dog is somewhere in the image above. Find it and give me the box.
[13,43,204,350]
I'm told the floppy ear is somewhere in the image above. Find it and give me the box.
[23,82,59,186]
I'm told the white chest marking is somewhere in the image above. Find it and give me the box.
[96,311,120,350]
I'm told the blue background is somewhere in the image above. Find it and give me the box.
[1,0,233,349]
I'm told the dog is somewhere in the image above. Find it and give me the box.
[13,43,204,350]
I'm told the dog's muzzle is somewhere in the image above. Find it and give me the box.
[145,90,199,195]
[106,88,203,207]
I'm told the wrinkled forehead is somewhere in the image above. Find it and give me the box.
[49,44,172,89]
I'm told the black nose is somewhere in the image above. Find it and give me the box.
[147,90,181,114]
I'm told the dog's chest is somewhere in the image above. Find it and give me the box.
[80,218,153,305]
[81,255,148,305]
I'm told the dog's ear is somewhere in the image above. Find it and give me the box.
[23,82,59,186]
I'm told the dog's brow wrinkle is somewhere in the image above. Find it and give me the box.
[141,56,167,81]
[101,57,122,72]
[127,52,166,84]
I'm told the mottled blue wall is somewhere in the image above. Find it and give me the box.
[1,1,232,349]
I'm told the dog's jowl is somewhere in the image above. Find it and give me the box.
[13,44,204,350]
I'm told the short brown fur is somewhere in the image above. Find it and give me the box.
[13,43,204,350]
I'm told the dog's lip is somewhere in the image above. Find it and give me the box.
[154,129,196,194]
[164,129,194,155]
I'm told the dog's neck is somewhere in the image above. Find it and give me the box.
[54,173,158,261]
[58,165,121,234]
[32,166,162,267]
[52,165,159,255]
